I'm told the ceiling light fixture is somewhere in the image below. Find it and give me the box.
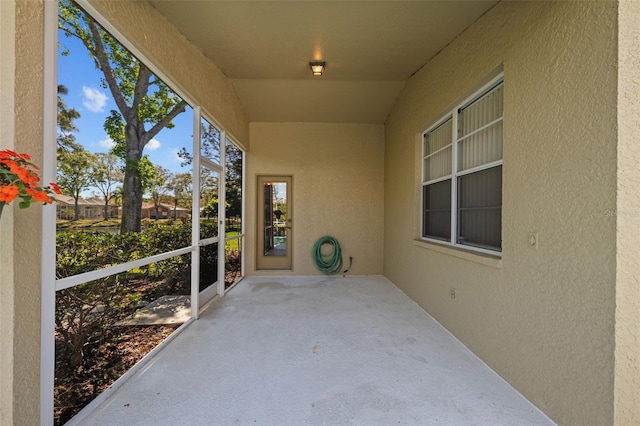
[309,61,326,76]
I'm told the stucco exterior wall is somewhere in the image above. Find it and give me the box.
[0,1,46,424]
[384,2,617,425]
[0,2,16,423]
[615,1,640,424]
[246,122,384,276]
[86,0,250,149]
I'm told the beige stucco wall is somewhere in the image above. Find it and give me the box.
[615,1,640,424]
[0,2,16,423]
[86,0,250,149]
[246,122,384,276]
[384,2,617,425]
[0,1,46,424]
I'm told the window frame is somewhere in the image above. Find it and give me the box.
[421,73,504,256]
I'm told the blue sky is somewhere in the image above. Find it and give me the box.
[57,28,194,176]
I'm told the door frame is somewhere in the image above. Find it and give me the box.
[197,160,223,309]
[256,175,293,270]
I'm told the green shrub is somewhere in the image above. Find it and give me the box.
[55,222,218,368]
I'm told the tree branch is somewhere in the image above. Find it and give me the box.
[142,100,188,146]
[86,19,132,120]
[132,64,152,116]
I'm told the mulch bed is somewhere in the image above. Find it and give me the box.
[54,274,185,425]
[54,324,177,425]
[54,254,242,425]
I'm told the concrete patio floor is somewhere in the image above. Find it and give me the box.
[75,275,554,425]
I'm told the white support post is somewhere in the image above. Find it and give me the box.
[191,107,201,318]
[41,1,58,424]
[218,131,227,296]
[240,149,246,278]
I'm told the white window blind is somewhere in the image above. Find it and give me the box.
[457,82,503,172]
[423,118,452,182]
[421,75,503,254]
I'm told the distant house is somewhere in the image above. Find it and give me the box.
[56,194,119,220]
[140,202,190,219]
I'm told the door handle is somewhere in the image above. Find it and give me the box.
[286,218,292,229]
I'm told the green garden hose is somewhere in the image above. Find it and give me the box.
[312,236,353,275]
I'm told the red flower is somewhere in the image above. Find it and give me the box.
[0,149,59,210]
[49,182,61,195]
[0,185,20,203]
[26,187,53,203]
[0,150,19,160]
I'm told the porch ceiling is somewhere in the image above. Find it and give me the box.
[147,1,498,124]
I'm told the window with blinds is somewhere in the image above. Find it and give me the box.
[422,75,503,254]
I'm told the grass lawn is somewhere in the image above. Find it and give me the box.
[225,232,242,251]
[56,218,121,230]
[57,218,194,230]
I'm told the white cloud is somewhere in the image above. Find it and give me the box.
[82,86,108,113]
[98,137,115,149]
[146,138,161,151]
[170,148,182,163]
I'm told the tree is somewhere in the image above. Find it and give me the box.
[147,165,172,219]
[89,152,123,220]
[224,141,243,218]
[136,155,160,198]
[178,121,221,201]
[59,0,187,233]
[200,121,221,164]
[167,173,192,219]
[57,150,97,220]
[178,121,243,219]
[202,197,220,219]
[199,169,218,202]
[57,85,83,153]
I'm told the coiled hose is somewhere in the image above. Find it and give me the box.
[312,236,353,275]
